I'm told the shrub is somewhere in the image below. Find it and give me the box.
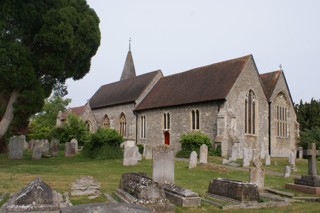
[298,127,320,149]
[82,128,123,159]
[176,131,213,158]
[137,144,144,155]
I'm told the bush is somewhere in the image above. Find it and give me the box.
[298,127,320,149]
[137,144,144,155]
[213,144,222,157]
[176,131,213,158]
[82,128,123,159]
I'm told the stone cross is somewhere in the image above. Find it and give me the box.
[303,143,320,176]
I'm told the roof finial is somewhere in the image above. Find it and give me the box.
[129,37,131,51]
[279,64,283,71]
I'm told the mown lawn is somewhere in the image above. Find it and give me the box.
[0,151,320,212]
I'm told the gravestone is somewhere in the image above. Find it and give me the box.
[143,144,153,159]
[123,146,140,166]
[116,172,175,213]
[70,138,78,153]
[249,158,264,192]
[289,150,296,171]
[0,177,60,212]
[284,166,291,178]
[28,139,36,151]
[298,147,303,159]
[162,183,201,207]
[208,178,260,202]
[42,140,50,157]
[64,142,72,157]
[242,148,250,167]
[51,139,59,157]
[265,153,271,166]
[252,148,259,162]
[32,140,43,160]
[8,136,24,160]
[152,145,174,184]
[188,151,197,169]
[199,144,208,164]
[285,143,320,194]
[230,144,237,161]
[71,176,101,198]
[20,135,28,150]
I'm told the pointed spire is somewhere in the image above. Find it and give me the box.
[120,38,136,81]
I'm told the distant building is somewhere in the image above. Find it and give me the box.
[59,49,299,159]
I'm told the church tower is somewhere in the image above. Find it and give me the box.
[120,38,136,80]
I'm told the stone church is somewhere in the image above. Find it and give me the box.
[61,49,299,159]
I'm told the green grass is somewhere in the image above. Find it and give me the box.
[1,151,320,212]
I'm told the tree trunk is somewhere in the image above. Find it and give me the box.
[0,90,19,140]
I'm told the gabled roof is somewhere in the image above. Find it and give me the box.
[259,70,281,101]
[120,50,136,80]
[135,55,251,111]
[89,70,162,109]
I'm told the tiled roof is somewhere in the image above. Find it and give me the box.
[135,55,251,111]
[89,70,162,109]
[260,70,281,101]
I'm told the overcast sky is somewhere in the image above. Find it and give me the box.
[66,0,320,107]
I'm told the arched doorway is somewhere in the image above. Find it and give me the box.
[164,131,170,145]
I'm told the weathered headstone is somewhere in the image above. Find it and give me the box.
[298,146,303,159]
[252,148,259,162]
[188,151,197,169]
[42,139,50,157]
[230,144,237,161]
[0,177,60,212]
[51,139,59,157]
[289,150,296,171]
[265,153,271,166]
[249,158,264,192]
[242,148,250,167]
[32,140,43,160]
[28,139,35,151]
[71,176,101,198]
[152,145,174,184]
[116,173,175,213]
[143,144,153,160]
[199,144,208,164]
[64,142,72,157]
[285,143,320,194]
[208,178,260,202]
[70,138,78,153]
[8,136,24,160]
[284,166,291,178]
[162,183,201,207]
[123,146,140,166]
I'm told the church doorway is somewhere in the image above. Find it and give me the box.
[164,131,170,145]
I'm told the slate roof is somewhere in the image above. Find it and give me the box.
[89,70,162,109]
[135,55,252,111]
[259,70,281,101]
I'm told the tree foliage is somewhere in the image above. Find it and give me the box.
[295,98,320,131]
[0,0,100,140]
[298,127,320,149]
[29,95,71,139]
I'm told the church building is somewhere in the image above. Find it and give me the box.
[69,49,299,159]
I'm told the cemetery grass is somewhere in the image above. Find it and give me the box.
[0,152,320,212]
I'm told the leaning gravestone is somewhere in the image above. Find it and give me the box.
[0,177,60,212]
[199,144,208,164]
[152,145,174,184]
[8,136,25,160]
[123,145,140,166]
[188,151,197,169]
[116,172,175,213]
[70,138,78,153]
[249,158,265,192]
[51,139,59,157]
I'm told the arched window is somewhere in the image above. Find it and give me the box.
[140,115,146,138]
[85,120,92,131]
[191,109,200,130]
[245,90,256,134]
[119,113,126,137]
[163,113,170,130]
[276,93,289,137]
[103,114,110,128]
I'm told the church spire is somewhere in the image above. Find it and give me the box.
[120,38,136,81]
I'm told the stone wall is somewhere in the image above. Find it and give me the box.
[91,103,136,140]
[269,72,298,157]
[136,102,220,153]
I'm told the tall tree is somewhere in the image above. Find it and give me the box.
[295,98,320,131]
[0,0,100,140]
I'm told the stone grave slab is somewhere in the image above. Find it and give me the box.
[115,172,175,213]
[162,183,201,207]
[61,203,153,213]
[208,178,260,202]
[70,176,101,198]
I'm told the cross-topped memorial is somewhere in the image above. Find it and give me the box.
[303,143,320,176]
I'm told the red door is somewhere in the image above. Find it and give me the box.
[164,131,170,145]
